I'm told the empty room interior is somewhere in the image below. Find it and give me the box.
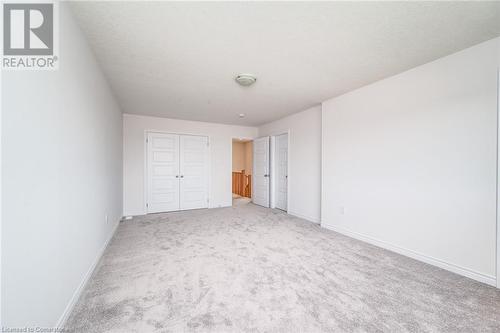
[2,1,500,332]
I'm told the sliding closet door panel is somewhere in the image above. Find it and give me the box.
[147,133,180,213]
[180,135,209,210]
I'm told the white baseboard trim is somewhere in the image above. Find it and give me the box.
[288,211,320,224]
[55,220,120,328]
[321,222,497,287]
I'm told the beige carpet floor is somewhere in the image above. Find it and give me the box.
[66,203,500,332]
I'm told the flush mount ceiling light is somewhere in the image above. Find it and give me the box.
[239,113,246,118]
[235,74,257,86]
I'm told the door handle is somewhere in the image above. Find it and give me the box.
[180,175,184,178]
[175,175,179,178]
[264,174,269,177]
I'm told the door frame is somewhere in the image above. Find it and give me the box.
[230,137,254,205]
[269,131,290,213]
[144,130,211,214]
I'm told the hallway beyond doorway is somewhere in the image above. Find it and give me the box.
[232,138,253,200]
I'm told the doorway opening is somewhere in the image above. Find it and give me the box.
[232,138,253,206]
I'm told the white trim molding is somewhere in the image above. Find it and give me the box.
[322,222,497,287]
[56,220,120,328]
[289,211,320,224]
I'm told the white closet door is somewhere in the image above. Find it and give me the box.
[147,133,180,213]
[275,134,288,211]
[179,135,209,210]
[253,136,270,207]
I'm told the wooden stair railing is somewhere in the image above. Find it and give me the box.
[244,175,251,198]
[232,170,251,198]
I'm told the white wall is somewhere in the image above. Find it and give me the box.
[259,106,322,223]
[497,66,500,288]
[1,3,123,327]
[0,54,3,328]
[123,114,258,216]
[322,38,499,285]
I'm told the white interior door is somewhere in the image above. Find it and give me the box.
[253,136,270,207]
[147,133,180,213]
[180,135,209,210]
[275,134,288,211]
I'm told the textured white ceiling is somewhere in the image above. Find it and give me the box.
[70,1,500,126]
